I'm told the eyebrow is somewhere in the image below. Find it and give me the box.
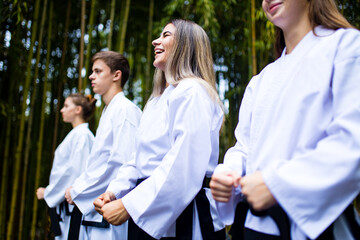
[161,30,172,37]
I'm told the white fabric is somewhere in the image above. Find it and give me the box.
[81,222,128,240]
[70,92,141,239]
[107,79,225,239]
[44,123,94,240]
[216,26,360,240]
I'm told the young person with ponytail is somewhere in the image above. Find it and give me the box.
[37,94,97,239]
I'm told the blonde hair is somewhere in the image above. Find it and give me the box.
[275,0,354,57]
[151,19,223,110]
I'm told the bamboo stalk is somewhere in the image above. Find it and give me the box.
[83,0,97,90]
[119,0,131,54]
[26,0,49,237]
[251,0,257,75]
[6,0,41,238]
[107,0,116,50]
[143,0,154,105]
[78,0,86,92]
[51,0,71,163]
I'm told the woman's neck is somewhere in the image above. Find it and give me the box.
[71,117,85,128]
[283,15,312,54]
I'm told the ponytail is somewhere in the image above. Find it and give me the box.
[68,93,97,121]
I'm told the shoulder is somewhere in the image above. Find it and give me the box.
[316,27,360,61]
[111,94,142,125]
[248,60,277,88]
[110,94,142,114]
[329,27,360,43]
[334,28,360,60]
[71,125,94,141]
[167,78,223,117]
[169,78,211,101]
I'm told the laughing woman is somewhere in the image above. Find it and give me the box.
[94,19,226,239]
[37,94,96,239]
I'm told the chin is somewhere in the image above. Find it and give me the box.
[153,61,165,71]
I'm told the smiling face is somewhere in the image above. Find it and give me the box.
[60,97,81,123]
[89,59,115,96]
[152,23,176,71]
[262,0,309,32]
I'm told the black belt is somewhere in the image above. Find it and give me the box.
[48,200,72,236]
[314,204,360,240]
[68,205,82,240]
[60,200,71,216]
[68,205,110,240]
[244,228,280,240]
[231,202,360,240]
[128,177,225,240]
[229,203,289,240]
[250,205,290,240]
[82,217,110,228]
[48,206,62,236]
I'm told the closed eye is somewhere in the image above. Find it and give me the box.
[162,31,172,38]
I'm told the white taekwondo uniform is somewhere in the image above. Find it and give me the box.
[215,26,360,240]
[71,92,142,240]
[44,123,94,240]
[107,79,225,239]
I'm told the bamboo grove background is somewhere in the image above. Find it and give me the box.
[0,0,359,239]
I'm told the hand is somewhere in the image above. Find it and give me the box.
[210,171,241,202]
[36,187,45,200]
[65,186,74,205]
[101,198,130,225]
[240,171,276,211]
[94,191,116,214]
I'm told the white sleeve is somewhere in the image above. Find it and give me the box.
[106,157,140,199]
[122,84,218,239]
[213,164,243,225]
[262,30,360,239]
[71,119,138,215]
[214,77,257,224]
[44,134,91,207]
[222,75,258,175]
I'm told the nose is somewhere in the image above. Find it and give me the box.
[89,72,95,80]
[152,37,160,47]
[60,107,65,112]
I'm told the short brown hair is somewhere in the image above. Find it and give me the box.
[92,51,130,88]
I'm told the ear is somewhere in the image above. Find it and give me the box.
[113,70,122,83]
[75,106,82,115]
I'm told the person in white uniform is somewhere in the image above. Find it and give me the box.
[37,93,96,240]
[64,51,142,240]
[210,0,360,239]
[93,19,226,239]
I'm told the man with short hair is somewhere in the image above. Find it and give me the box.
[65,51,142,240]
